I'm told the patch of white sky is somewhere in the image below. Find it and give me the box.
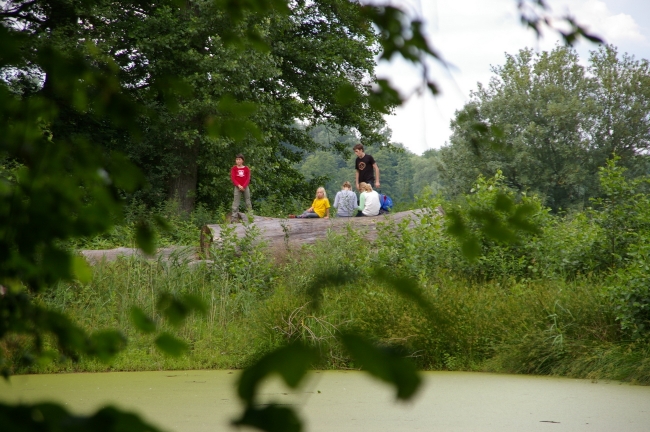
[370,0,650,155]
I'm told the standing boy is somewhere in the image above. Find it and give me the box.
[353,143,380,191]
[230,153,252,220]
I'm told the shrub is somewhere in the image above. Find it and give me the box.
[447,171,548,280]
[606,239,650,336]
[207,221,277,296]
[590,157,650,269]
[527,212,602,279]
[68,200,224,249]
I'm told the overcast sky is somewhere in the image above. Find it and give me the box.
[374,0,650,155]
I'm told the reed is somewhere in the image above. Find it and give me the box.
[18,225,650,385]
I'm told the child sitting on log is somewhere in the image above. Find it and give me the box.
[333,181,358,217]
[289,187,330,219]
[356,182,380,217]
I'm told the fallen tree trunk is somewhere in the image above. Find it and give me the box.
[80,209,433,264]
[80,246,197,263]
[200,209,426,255]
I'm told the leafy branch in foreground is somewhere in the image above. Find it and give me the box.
[0,404,163,432]
[233,266,447,431]
[1,0,603,431]
[444,171,542,261]
[517,0,603,45]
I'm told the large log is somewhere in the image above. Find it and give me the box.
[80,246,197,263]
[79,209,432,264]
[200,210,426,254]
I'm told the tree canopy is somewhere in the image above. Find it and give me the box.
[3,0,392,214]
[440,45,650,211]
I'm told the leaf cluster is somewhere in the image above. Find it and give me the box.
[445,170,542,261]
[233,265,433,431]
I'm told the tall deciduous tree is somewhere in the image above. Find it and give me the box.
[1,0,388,214]
[588,46,650,176]
[440,45,650,211]
[93,0,388,213]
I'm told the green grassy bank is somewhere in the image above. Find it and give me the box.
[9,219,650,385]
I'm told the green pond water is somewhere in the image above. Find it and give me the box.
[1,370,649,431]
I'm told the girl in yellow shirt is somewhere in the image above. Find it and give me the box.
[290,187,330,219]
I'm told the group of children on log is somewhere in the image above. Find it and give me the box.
[230,144,382,221]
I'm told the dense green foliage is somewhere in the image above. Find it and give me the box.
[0,0,459,429]
[0,0,621,430]
[295,125,446,206]
[440,45,650,211]
[595,159,650,336]
[5,159,650,389]
[2,0,392,216]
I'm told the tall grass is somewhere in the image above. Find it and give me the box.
[17,220,650,385]
[67,200,224,250]
[31,250,276,372]
[13,164,650,383]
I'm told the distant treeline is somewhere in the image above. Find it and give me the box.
[297,45,650,214]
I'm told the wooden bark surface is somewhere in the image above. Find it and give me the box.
[80,209,431,264]
[81,246,198,263]
[201,209,426,254]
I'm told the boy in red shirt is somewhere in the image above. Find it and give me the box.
[230,154,252,220]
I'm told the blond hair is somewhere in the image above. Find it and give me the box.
[316,186,327,198]
[342,181,351,189]
[358,182,371,192]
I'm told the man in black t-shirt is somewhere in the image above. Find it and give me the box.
[353,143,380,191]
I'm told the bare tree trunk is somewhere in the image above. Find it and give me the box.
[166,2,205,215]
[168,140,199,214]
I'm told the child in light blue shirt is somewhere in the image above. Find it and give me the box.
[333,181,358,217]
